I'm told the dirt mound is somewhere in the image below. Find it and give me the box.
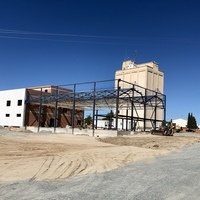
[98,135,200,150]
[0,132,200,182]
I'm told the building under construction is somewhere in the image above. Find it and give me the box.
[0,60,166,134]
[25,79,166,132]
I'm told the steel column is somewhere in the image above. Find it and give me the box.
[130,86,134,131]
[54,86,58,133]
[115,79,120,130]
[143,88,147,131]
[126,109,128,131]
[92,82,96,137]
[95,110,98,130]
[164,95,166,122]
[72,84,76,134]
[154,92,157,128]
[37,88,42,133]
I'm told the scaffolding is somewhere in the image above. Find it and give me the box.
[25,79,166,134]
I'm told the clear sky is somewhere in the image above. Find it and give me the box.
[0,0,200,123]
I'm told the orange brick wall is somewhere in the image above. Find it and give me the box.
[25,103,84,128]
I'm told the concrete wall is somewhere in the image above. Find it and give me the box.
[26,126,118,137]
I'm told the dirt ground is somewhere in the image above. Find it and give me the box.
[1,130,200,182]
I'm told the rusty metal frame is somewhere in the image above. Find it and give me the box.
[25,79,166,133]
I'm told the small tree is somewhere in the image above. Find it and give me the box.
[105,110,114,120]
[191,113,198,129]
[105,110,114,129]
[187,113,191,128]
[187,112,198,129]
[84,115,92,126]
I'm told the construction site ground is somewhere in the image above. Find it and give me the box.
[0,129,200,182]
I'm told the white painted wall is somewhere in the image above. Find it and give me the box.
[0,88,26,127]
[94,119,113,129]
[172,118,187,128]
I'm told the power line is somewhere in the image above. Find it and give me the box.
[0,35,126,45]
[0,29,199,46]
[0,29,129,40]
[0,28,199,42]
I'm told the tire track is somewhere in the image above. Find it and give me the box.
[38,155,64,180]
[56,161,73,179]
[42,156,55,175]
[73,156,88,175]
[30,157,49,180]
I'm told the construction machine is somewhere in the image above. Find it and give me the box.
[174,124,182,133]
[151,120,175,136]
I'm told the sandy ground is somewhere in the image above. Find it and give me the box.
[1,130,200,182]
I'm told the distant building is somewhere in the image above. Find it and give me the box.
[94,119,113,129]
[172,118,187,128]
[115,60,164,130]
[0,86,84,128]
[115,60,164,93]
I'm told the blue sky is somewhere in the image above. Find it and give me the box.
[0,0,200,123]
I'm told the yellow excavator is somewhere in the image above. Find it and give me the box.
[173,124,182,133]
[151,120,176,136]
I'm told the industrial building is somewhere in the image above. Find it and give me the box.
[115,60,164,130]
[115,60,164,93]
[0,60,166,133]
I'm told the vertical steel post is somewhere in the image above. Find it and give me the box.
[154,92,158,128]
[126,108,128,131]
[131,86,134,131]
[54,86,58,133]
[134,121,136,131]
[115,79,120,130]
[38,88,42,133]
[143,88,147,132]
[164,95,166,122]
[92,82,96,137]
[95,110,98,130]
[72,84,76,134]
[24,90,28,130]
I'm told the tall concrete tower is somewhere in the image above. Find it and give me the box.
[115,60,164,93]
[115,60,165,131]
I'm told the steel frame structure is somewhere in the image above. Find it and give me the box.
[25,79,166,134]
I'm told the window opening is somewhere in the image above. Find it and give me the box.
[6,100,11,106]
[18,100,22,106]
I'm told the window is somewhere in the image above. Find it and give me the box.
[5,114,10,117]
[18,100,22,106]
[6,100,11,106]
[16,114,21,117]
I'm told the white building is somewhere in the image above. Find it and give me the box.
[0,86,83,128]
[172,118,187,128]
[0,88,26,127]
[94,119,113,129]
